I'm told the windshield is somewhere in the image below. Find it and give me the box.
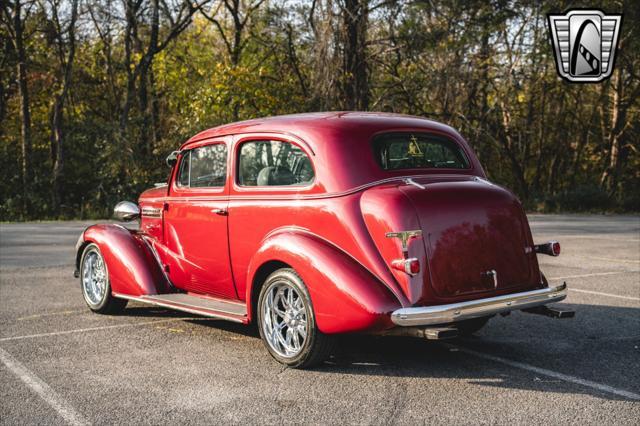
[373,133,470,170]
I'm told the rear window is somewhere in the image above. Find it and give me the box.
[373,133,470,170]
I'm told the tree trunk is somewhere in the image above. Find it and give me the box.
[14,0,32,216]
[138,62,150,157]
[0,75,6,127]
[149,66,160,147]
[138,0,159,159]
[229,0,243,120]
[342,0,369,110]
[600,69,626,195]
[571,93,600,186]
[500,102,529,200]
[118,0,139,185]
[51,0,79,214]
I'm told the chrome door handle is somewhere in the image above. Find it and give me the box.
[212,208,228,216]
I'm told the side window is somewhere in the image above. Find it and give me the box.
[176,144,227,188]
[238,140,314,186]
[177,151,190,186]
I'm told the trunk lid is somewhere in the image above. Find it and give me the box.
[400,176,539,299]
[360,175,541,305]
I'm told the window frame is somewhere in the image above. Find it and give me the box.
[176,150,191,188]
[233,136,317,190]
[371,131,473,172]
[171,140,229,195]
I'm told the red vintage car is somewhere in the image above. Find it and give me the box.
[75,112,572,367]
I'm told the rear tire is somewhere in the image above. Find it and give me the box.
[80,244,127,314]
[257,268,335,368]
[455,316,491,336]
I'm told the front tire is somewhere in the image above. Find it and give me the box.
[257,268,335,368]
[80,243,127,314]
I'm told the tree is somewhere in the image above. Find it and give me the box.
[200,0,266,119]
[340,0,369,109]
[0,0,638,219]
[119,0,209,169]
[43,0,79,212]
[1,0,35,215]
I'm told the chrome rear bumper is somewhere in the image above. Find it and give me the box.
[391,283,568,327]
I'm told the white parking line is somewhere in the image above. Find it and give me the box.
[541,235,640,243]
[0,347,89,425]
[546,272,640,301]
[548,271,638,280]
[446,344,640,401]
[585,256,640,265]
[570,288,640,302]
[0,317,205,342]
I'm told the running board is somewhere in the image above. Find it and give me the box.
[113,292,248,323]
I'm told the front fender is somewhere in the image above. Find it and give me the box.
[246,230,401,334]
[79,224,170,296]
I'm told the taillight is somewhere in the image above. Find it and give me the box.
[391,258,420,276]
[534,241,561,256]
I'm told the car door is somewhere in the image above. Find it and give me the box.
[163,138,237,299]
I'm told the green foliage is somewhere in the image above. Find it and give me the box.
[1,0,638,221]
[538,185,614,213]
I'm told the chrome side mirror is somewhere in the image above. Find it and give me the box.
[166,150,181,167]
[113,201,140,221]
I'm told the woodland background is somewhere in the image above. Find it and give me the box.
[1,0,638,220]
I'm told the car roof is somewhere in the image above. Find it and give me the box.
[180,112,458,149]
[178,112,483,192]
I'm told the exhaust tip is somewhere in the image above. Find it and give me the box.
[424,327,459,340]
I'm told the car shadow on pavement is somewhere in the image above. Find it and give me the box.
[320,302,640,402]
[116,302,639,402]
[115,304,261,337]
[184,318,261,338]
[117,306,202,319]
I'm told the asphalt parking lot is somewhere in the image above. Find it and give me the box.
[1,215,639,425]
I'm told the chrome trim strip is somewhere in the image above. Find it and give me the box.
[141,173,480,202]
[391,283,568,327]
[141,206,162,218]
[385,230,423,254]
[184,131,316,156]
[113,293,247,323]
[404,177,426,189]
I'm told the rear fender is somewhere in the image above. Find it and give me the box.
[79,224,170,296]
[246,230,401,334]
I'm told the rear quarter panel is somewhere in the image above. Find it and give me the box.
[229,193,408,308]
[246,230,400,333]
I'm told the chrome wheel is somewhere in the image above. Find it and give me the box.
[82,248,107,307]
[262,281,308,358]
